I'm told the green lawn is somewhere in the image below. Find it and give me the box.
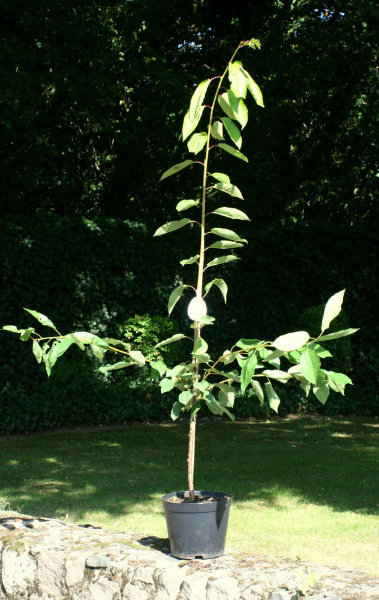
[0,418,377,574]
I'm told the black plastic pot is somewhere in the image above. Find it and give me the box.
[161,490,232,559]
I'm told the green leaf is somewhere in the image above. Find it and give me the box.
[273,331,310,352]
[210,121,224,140]
[228,61,247,98]
[178,390,193,406]
[182,106,205,141]
[129,350,145,367]
[263,349,284,363]
[205,278,228,303]
[220,350,239,365]
[168,285,189,315]
[155,333,188,348]
[187,132,207,154]
[210,172,230,184]
[160,378,175,394]
[262,369,292,383]
[208,240,243,250]
[199,315,216,326]
[170,401,183,421]
[90,343,105,360]
[318,328,359,342]
[176,199,199,212]
[160,160,194,181]
[313,383,330,405]
[211,182,244,199]
[218,388,235,408]
[194,380,210,393]
[189,79,211,119]
[218,93,237,120]
[180,255,199,267]
[2,325,22,333]
[204,392,224,416]
[213,207,250,221]
[19,328,35,341]
[193,336,208,356]
[207,255,239,268]
[241,353,258,394]
[236,338,262,349]
[153,218,191,237]
[321,289,345,332]
[211,227,247,243]
[32,340,43,364]
[99,361,134,373]
[240,66,264,107]
[166,364,186,378]
[227,90,248,128]
[92,336,109,350]
[23,308,58,332]
[218,143,248,162]
[251,379,264,404]
[48,337,74,368]
[150,360,167,378]
[221,117,242,149]
[264,382,280,413]
[300,349,321,385]
[325,370,353,395]
[309,342,332,358]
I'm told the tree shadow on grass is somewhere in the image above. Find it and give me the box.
[0,418,377,522]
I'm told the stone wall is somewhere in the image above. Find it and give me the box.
[0,512,377,600]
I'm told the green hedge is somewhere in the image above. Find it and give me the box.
[0,213,377,434]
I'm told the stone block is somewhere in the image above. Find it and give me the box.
[177,571,209,600]
[65,550,88,588]
[37,549,65,597]
[2,546,37,597]
[206,575,241,600]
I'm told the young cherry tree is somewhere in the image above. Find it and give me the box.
[2,40,358,502]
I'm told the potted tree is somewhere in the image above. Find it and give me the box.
[2,39,358,559]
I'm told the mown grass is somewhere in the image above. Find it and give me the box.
[0,417,377,573]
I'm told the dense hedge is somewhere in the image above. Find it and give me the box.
[0,213,377,434]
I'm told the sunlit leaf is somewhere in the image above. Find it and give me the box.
[182,106,205,141]
[160,378,175,393]
[241,353,257,394]
[211,227,247,243]
[150,360,167,378]
[321,289,345,332]
[176,199,199,212]
[313,383,330,405]
[228,61,247,98]
[205,278,228,303]
[210,121,224,140]
[213,206,250,221]
[168,285,190,315]
[318,328,359,341]
[180,255,199,266]
[221,117,242,149]
[240,66,264,107]
[32,340,43,364]
[210,172,230,184]
[187,132,207,154]
[189,79,211,119]
[170,401,183,420]
[261,369,292,383]
[153,218,191,237]
[300,349,321,385]
[218,143,248,162]
[155,333,188,348]
[273,331,310,351]
[217,93,237,120]
[251,379,264,403]
[264,381,280,413]
[227,90,248,128]
[129,350,145,367]
[211,182,244,199]
[99,361,134,373]
[48,337,74,367]
[208,240,243,250]
[160,160,194,181]
[206,255,240,268]
[23,308,58,331]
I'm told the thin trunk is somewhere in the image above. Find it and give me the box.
[187,43,243,500]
